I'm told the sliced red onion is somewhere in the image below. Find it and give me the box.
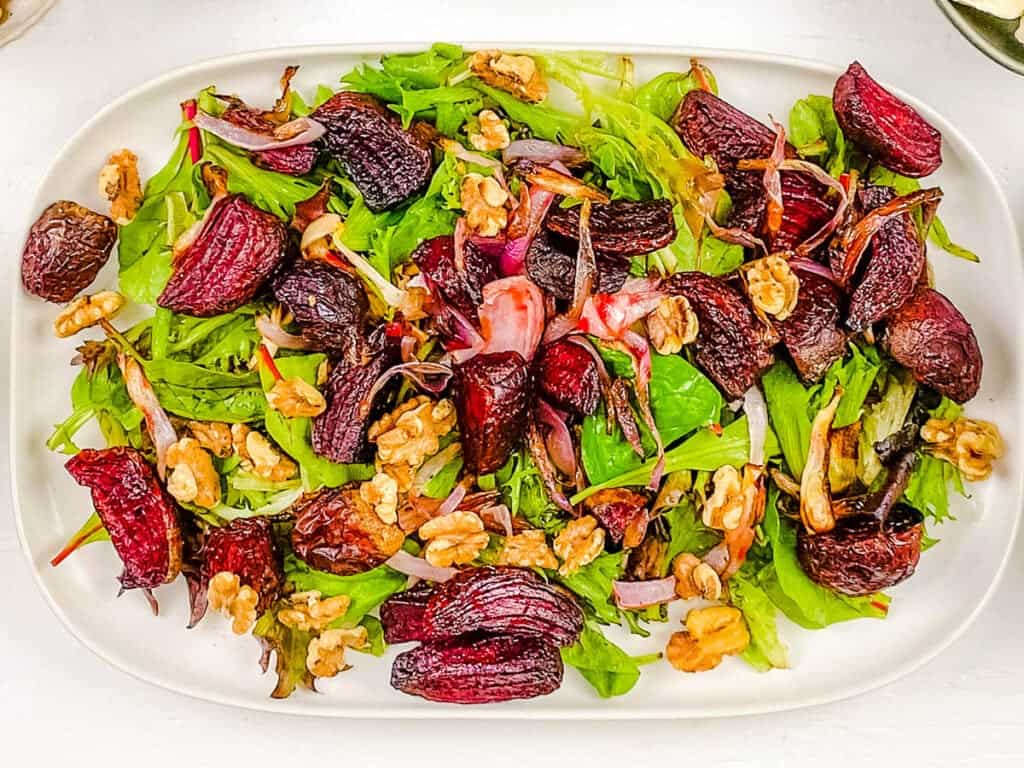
[541,314,579,345]
[743,385,768,466]
[477,276,546,362]
[503,139,587,167]
[300,213,342,252]
[789,256,839,284]
[453,217,469,273]
[333,240,407,308]
[621,330,664,490]
[192,111,325,151]
[537,400,576,477]
[578,278,664,339]
[360,361,453,418]
[413,443,463,493]
[118,354,177,480]
[703,542,730,575]
[480,504,514,537]
[523,164,609,203]
[568,335,618,432]
[385,550,457,583]
[763,119,787,237]
[704,211,769,255]
[612,577,678,609]
[527,417,574,514]
[569,199,597,320]
[437,483,468,518]
[255,315,313,351]
[400,334,418,362]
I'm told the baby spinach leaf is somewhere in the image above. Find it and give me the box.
[556,551,626,625]
[203,143,321,221]
[731,566,789,671]
[789,94,848,178]
[662,496,719,566]
[635,68,717,122]
[561,621,659,698]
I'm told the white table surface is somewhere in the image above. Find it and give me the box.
[2,1,1022,764]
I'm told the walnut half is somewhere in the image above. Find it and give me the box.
[922,416,1004,482]
[460,173,509,237]
[306,626,368,678]
[418,510,490,567]
[207,571,259,635]
[553,515,605,577]
[469,50,549,103]
[54,291,125,338]
[666,605,749,673]
[97,149,143,225]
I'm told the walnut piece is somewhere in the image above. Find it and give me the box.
[359,472,400,525]
[469,109,511,152]
[165,437,221,509]
[418,510,490,567]
[922,417,1004,482]
[692,563,723,600]
[460,172,508,237]
[97,148,143,225]
[553,515,605,577]
[702,465,744,531]
[186,420,233,458]
[306,626,368,678]
[498,530,559,570]
[469,50,549,103]
[646,295,698,355]
[231,424,298,482]
[278,591,352,633]
[266,376,327,418]
[672,553,702,599]
[746,255,799,320]
[207,571,259,634]
[54,291,125,338]
[666,605,749,673]
[370,396,457,492]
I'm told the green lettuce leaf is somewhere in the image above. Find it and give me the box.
[635,67,717,122]
[253,610,315,699]
[904,397,964,523]
[662,496,719,566]
[788,94,849,178]
[284,554,408,625]
[858,367,917,486]
[731,566,789,671]
[560,621,660,698]
[556,551,625,624]
[492,451,567,535]
[203,143,321,221]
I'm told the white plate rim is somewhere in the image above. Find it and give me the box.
[9,42,1023,720]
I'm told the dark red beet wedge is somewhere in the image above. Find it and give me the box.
[666,272,775,400]
[544,199,676,255]
[777,267,847,383]
[452,351,532,473]
[158,195,288,317]
[584,488,650,548]
[533,339,600,417]
[272,260,368,360]
[422,567,584,647]
[22,201,117,303]
[525,232,629,299]
[413,234,498,322]
[882,287,982,403]
[390,634,564,704]
[380,581,435,644]
[833,62,942,178]
[313,93,433,212]
[65,447,182,591]
[201,517,282,614]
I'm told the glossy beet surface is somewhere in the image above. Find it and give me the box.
[272,260,368,359]
[797,505,924,596]
[158,195,288,316]
[65,447,182,590]
[883,287,982,403]
[533,339,601,417]
[22,201,117,303]
[313,92,433,211]
[544,199,676,255]
[777,267,847,382]
[525,232,629,298]
[421,567,584,647]
[201,517,282,614]
[833,62,942,178]
[413,235,498,322]
[452,351,532,473]
[666,271,774,399]
[584,488,650,547]
[846,185,925,332]
[390,634,563,704]
[380,582,435,644]
[290,488,404,575]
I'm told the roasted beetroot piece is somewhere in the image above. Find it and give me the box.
[452,351,532,473]
[671,91,833,249]
[882,288,982,403]
[201,518,282,614]
[533,339,600,417]
[158,195,288,316]
[380,581,435,644]
[584,488,650,548]
[65,447,182,591]
[272,260,367,359]
[846,185,925,332]
[422,567,584,646]
[666,272,775,400]
[391,634,563,704]
[544,199,676,256]
[833,62,942,178]
[253,144,320,176]
[798,505,923,596]
[777,267,847,382]
[525,232,629,298]
[312,344,397,463]
[22,201,117,303]
[413,235,498,322]
[312,93,432,212]
[290,487,405,575]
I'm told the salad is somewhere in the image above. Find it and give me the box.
[22,46,1005,704]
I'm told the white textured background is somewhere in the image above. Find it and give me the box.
[2,1,1022,765]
